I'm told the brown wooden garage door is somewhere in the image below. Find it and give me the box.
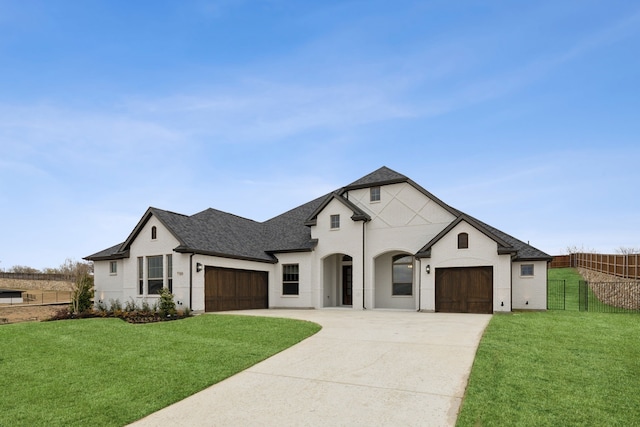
[435,266,493,314]
[205,267,268,312]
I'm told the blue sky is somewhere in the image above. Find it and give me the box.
[1,0,639,270]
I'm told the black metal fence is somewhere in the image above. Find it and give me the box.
[579,281,640,313]
[547,279,566,310]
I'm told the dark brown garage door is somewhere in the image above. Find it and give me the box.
[205,267,268,312]
[435,266,493,314]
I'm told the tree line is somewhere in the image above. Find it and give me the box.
[1,258,93,277]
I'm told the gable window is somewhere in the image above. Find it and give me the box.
[370,186,381,202]
[151,226,157,240]
[458,232,469,249]
[521,264,534,277]
[282,264,299,295]
[109,261,117,275]
[392,255,413,296]
[147,255,163,294]
[330,214,340,229]
[137,257,143,295]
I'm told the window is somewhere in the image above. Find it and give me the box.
[137,257,144,295]
[282,264,299,295]
[458,232,469,249]
[167,254,173,293]
[370,186,381,202]
[151,226,157,240]
[147,255,163,294]
[392,255,413,296]
[109,261,117,275]
[330,214,340,229]
[521,264,534,276]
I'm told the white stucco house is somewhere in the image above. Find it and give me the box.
[85,167,551,314]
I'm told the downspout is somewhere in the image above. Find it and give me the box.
[189,253,194,309]
[417,258,421,312]
[362,221,366,310]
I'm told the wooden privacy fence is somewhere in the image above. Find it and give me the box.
[550,253,640,280]
[0,272,75,281]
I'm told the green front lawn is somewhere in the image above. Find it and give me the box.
[0,315,320,426]
[457,311,640,426]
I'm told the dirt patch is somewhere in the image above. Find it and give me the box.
[0,305,65,324]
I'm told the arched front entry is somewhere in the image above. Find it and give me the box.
[322,253,353,307]
[373,251,416,309]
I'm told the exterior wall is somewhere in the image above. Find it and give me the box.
[374,251,416,309]
[420,221,512,312]
[94,217,190,309]
[311,199,365,309]
[344,183,456,309]
[270,252,313,308]
[94,260,125,305]
[512,261,547,310]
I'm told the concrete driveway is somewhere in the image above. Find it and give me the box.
[129,309,491,427]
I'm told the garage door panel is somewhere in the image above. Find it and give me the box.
[435,266,493,314]
[205,267,269,312]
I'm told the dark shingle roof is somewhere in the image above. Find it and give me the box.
[263,195,327,253]
[86,167,551,263]
[84,242,126,261]
[343,166,408,190]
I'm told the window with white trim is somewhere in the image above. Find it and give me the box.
[330,214,340,229]
[521,264,534,276]
[109,261,117,275]
[147,255,163,294]
[151,226,157,240]
[392,255,413,296]
[137,257,143,294]
[282,264,299,295]
[370,186,381,202]
[167,254,173,293]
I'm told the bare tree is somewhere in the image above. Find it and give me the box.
[616,247,640,255]
[43,258,93,277]
[7,265,41,274]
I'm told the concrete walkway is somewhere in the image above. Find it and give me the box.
[129,309,491,427]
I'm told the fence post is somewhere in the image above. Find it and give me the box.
[563,279,566,310]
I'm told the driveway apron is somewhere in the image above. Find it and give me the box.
[129,309,491,427]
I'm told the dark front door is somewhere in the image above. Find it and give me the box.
[342,265,353,305]
[205,267,268,312]
[435,266,493,314]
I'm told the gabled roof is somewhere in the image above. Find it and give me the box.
[304,193,371,226]
[343,166,409,190]
[86,166,551,263]
[416,213,551,261]
[416,214,515,258]
[84,242,127,261]
[339,166,461,218]
[173,208,274,263]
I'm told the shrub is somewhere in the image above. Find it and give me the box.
[124,298,138,313]
[158,287,177,319]
[48,290,192,323]
[70,274,94,314]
